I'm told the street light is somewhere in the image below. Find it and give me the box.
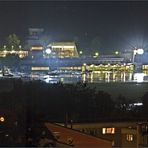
[11,45,14,50]
[95,52,99,56]
[79,51,83,55]
[132,48,144,63]
[19,45,22,50]
[115,51,119,55]
[3,45,6,49]
[45,48,52,54]
[93,52,99,58]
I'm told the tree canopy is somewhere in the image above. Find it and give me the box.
[6,34,20,49]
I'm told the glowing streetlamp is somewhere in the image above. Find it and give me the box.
[95,52,99,56]
[3,45,6,49]
[79,51,83,55]
[132,48,144,63]
[11,45,14,50]
[19,45,22,50]
[93,52,99,58]
[45,48,52,54]
[137,48,144,55]
[115,51,119,55]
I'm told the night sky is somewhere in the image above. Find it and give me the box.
[1,1,148,52]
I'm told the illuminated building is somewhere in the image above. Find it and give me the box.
[26,28,44,49]
[0,50,28,58]
[64,121,148,147]
[30,45,44,59]
[45,42,79,58]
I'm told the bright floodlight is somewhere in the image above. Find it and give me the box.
[134,73,146,83]
[137,48,144,55]
[45,48,51,54]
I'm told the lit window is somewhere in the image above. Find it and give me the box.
[102,128,115,134]
[126,134,134,141]
[31,46,43,50]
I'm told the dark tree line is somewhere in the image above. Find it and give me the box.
[0,79,148,124]
[0,79,148,146]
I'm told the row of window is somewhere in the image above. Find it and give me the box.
[103,128,134,142]
[102,128,134,141]
[81,127,134,142]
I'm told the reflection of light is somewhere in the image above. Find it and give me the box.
[134,73,146,82]
[121,72,126,82]
[82,73,86,83]
[104,72,110,82]
[129,73,133,81]
[113,73,116,81]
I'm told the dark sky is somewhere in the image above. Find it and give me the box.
[1,1,148,52]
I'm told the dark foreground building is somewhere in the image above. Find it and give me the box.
[62,121,148,147]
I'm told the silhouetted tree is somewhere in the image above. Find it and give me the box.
[6,34,20,49]
[94,91,114,120]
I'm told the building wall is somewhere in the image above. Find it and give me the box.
[45,123,112,147]
[26,28,44,49]
[63,122,148,147]
[47,42,79,58]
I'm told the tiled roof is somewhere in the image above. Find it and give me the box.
[45,123,112,147]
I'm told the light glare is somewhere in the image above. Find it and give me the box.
[137,48,144,55]
[134,73,146,83]
[46,48,51,54]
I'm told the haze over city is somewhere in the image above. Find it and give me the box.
[0,1,148,147]
[1,1,148,51]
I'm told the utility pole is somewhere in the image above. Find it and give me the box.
[65,112,68,128]
[137,123,139,148]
